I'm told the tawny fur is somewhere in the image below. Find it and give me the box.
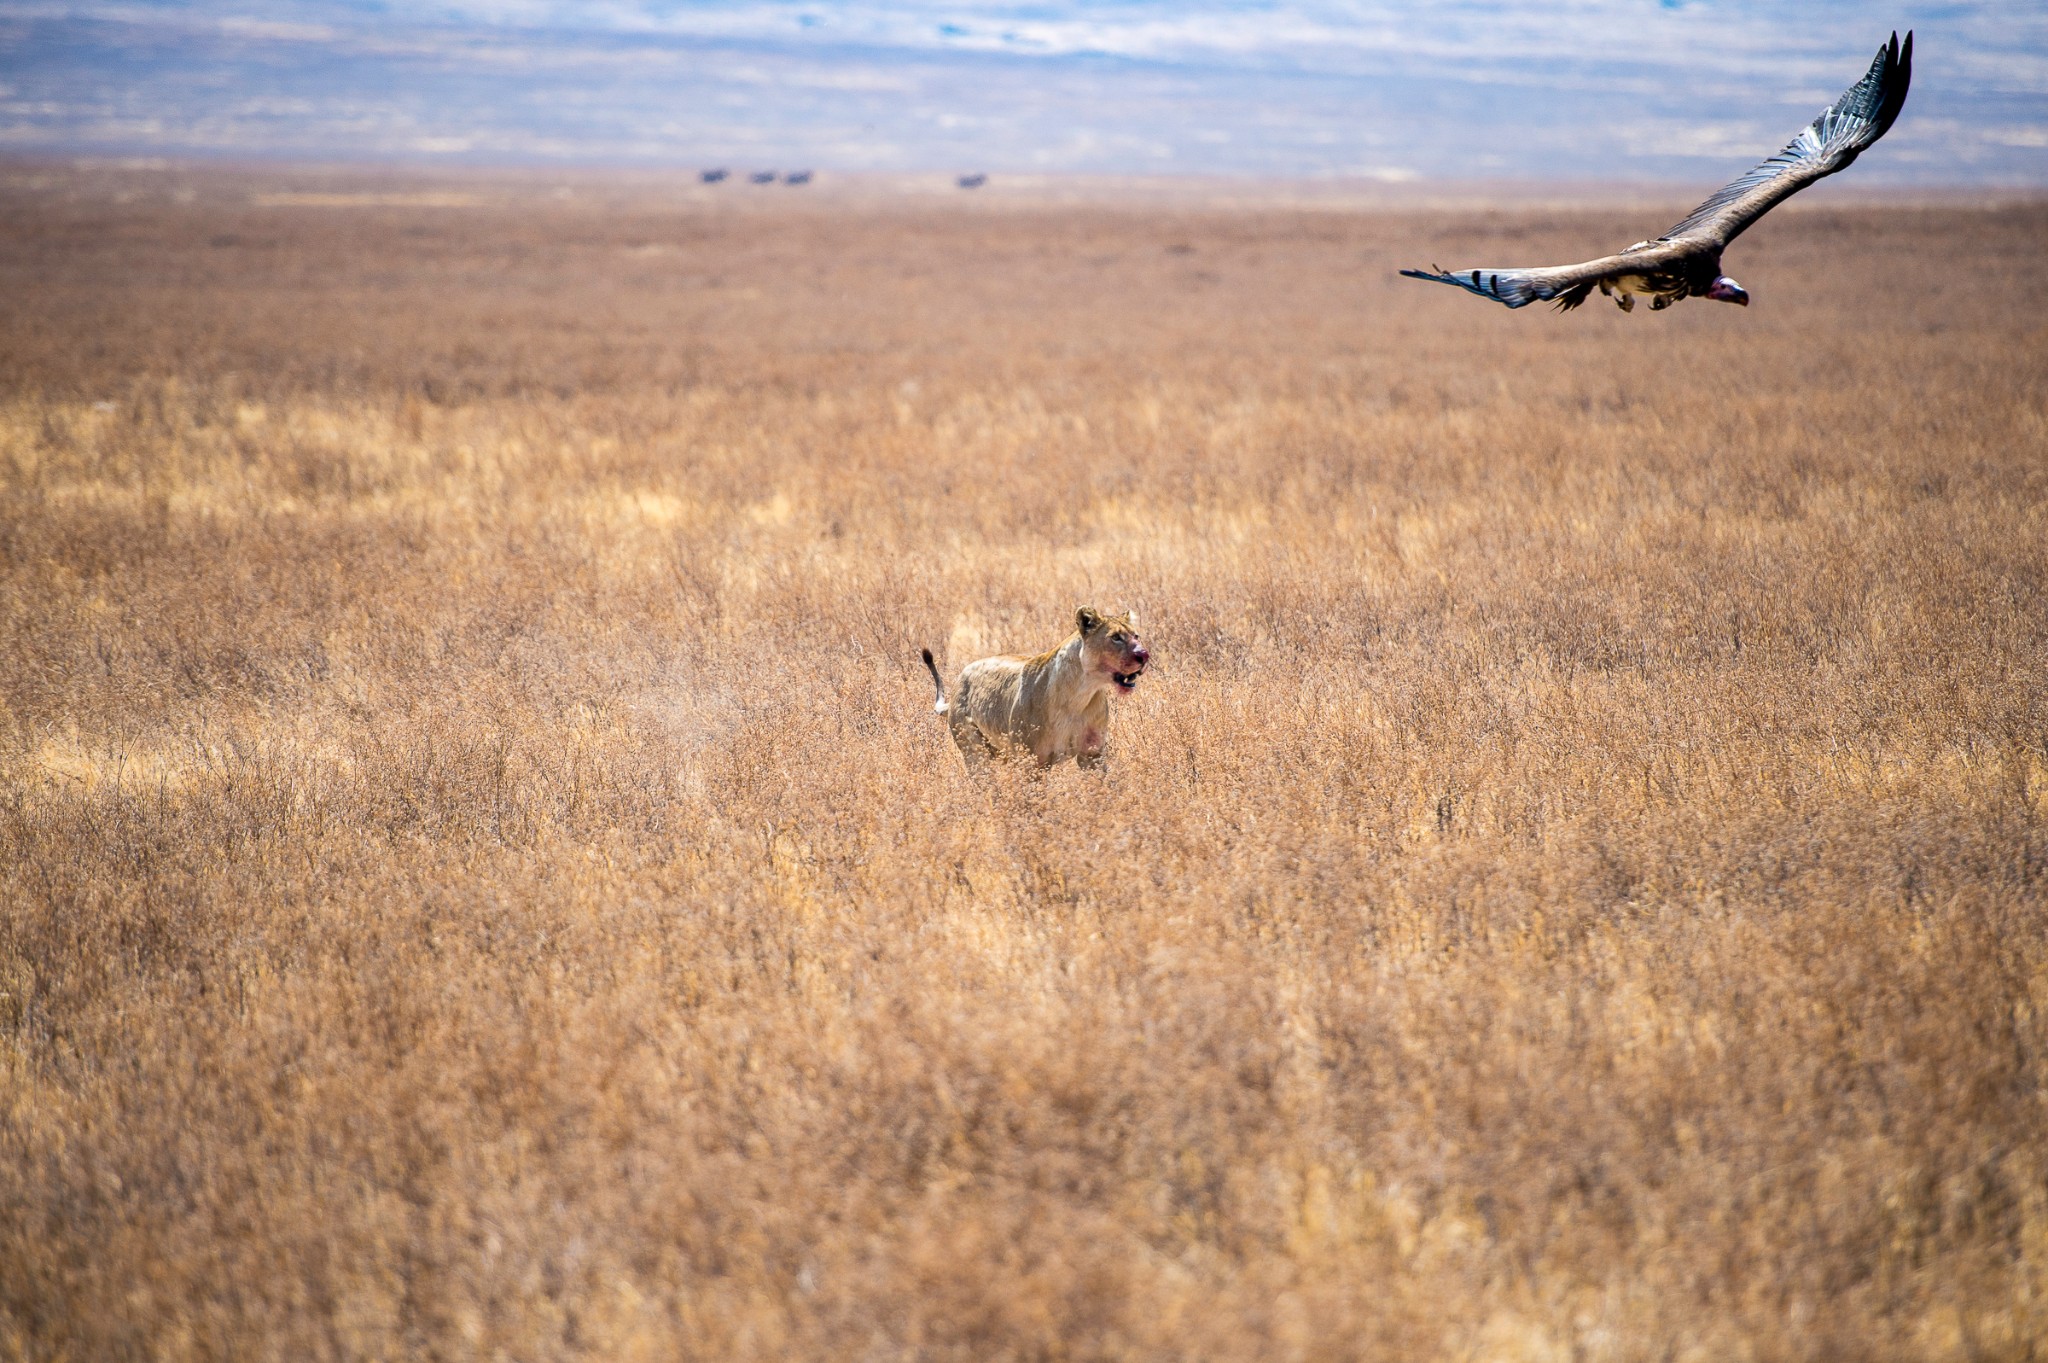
[922,607,1148,771]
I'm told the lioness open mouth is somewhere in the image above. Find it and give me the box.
[1112,669,1143,691]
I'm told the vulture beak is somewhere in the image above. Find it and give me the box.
[1707,275,1749,307]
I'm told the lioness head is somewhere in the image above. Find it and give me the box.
[1076,606,1149,693]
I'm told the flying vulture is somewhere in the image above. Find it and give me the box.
[1402,31,1912,312]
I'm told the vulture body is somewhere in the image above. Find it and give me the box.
[1402,32,1912,312]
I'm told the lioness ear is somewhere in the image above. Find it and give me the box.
[1076,606,1101,635]
[1124,609,1139,628]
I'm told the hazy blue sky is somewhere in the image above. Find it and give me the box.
[2,2,2043,181]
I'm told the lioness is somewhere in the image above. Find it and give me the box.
[922,606,1150,770]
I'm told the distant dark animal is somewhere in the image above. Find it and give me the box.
[750,171,777,184]
[1402,31,1911,313]
[958,174,987,189]
[784,171,812,185]
[700,168,729,183]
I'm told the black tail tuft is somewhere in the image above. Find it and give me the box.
[921,648,948,714]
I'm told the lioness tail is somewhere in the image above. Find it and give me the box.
[921,648,949,715]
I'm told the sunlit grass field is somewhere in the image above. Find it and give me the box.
[2,166,2045,1361]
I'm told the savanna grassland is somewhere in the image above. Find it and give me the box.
[2,164,2046,1362]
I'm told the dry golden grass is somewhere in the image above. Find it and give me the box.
[2,164,2046,1361]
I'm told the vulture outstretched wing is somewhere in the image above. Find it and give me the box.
[1397,264,1565,310]
[1663,30,1913,247]
[1397,255,1662,311]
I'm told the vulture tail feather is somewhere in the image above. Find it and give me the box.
[1551,281,1596,312]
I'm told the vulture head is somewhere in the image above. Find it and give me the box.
[1707,275,1750,307]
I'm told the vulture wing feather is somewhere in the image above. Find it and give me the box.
[1663,31,1912,248]
[1399,245,1689,311]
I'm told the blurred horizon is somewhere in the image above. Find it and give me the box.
[2,2,2045,184]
